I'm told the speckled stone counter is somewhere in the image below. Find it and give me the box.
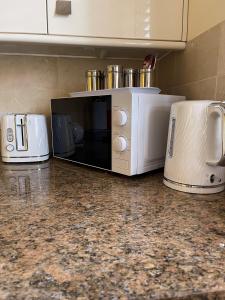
[0,159,225,300]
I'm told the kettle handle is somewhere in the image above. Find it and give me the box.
[206,103,225,166]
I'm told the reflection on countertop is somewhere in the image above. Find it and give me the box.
[0,161,50,203]
[0,158,225,300]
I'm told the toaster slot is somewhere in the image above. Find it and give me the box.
[15,115,28,151]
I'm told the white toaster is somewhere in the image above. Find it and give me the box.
[1,114,49,163]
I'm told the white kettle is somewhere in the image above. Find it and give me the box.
[164,101,225,194]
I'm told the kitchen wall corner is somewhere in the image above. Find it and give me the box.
[156,19,225,101]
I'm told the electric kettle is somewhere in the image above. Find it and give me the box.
[1,114,49,163]
[164,101,225,194]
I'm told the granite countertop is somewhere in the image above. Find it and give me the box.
[0,159,225,300]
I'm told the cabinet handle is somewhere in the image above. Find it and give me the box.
[55,0,72,15]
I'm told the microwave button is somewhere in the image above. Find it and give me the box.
[113,159,129,170]
[120,150,130,160]
[113,110,127,126]
[6,144,14,152]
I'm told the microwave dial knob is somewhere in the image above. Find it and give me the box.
[113,136,127,152]
[114,110,127,126]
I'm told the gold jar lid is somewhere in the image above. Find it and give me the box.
[85,70,102,77]
[138,68,152,74]
[106,65,123,73]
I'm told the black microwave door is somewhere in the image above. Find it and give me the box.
[51,96,112,170]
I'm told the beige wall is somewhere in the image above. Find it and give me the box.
[156,20,225,101]
[0,54,141,147]
[188,0,225,40]
[0,55,141,116]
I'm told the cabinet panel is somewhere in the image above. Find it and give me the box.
[0,0,47,34]
[135,0,184,40]
[48,0,184,41]
[48,0,136,39]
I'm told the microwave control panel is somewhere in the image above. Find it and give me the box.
[111,92,138,176]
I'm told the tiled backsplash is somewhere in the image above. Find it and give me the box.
[156,19,225,101]
[0,55,141,149]
[0,55,141,116]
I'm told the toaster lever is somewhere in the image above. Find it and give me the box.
[15,115,28,151]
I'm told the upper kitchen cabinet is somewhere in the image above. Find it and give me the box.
[0,0,187,57]
[47,0,187,41]
[0,0,47,34]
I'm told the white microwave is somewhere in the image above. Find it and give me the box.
[51,88,185,176]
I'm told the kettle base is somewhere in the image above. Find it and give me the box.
[163,177,225,194]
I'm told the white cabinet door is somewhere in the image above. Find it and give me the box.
[0,0,47,34]
[48,0,185,41]
[135,0,184,40]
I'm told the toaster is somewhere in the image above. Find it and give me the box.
[1,114,49,163]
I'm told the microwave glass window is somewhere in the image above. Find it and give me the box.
[51,96,112,170]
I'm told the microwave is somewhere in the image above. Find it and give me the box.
[51,88,185,176]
